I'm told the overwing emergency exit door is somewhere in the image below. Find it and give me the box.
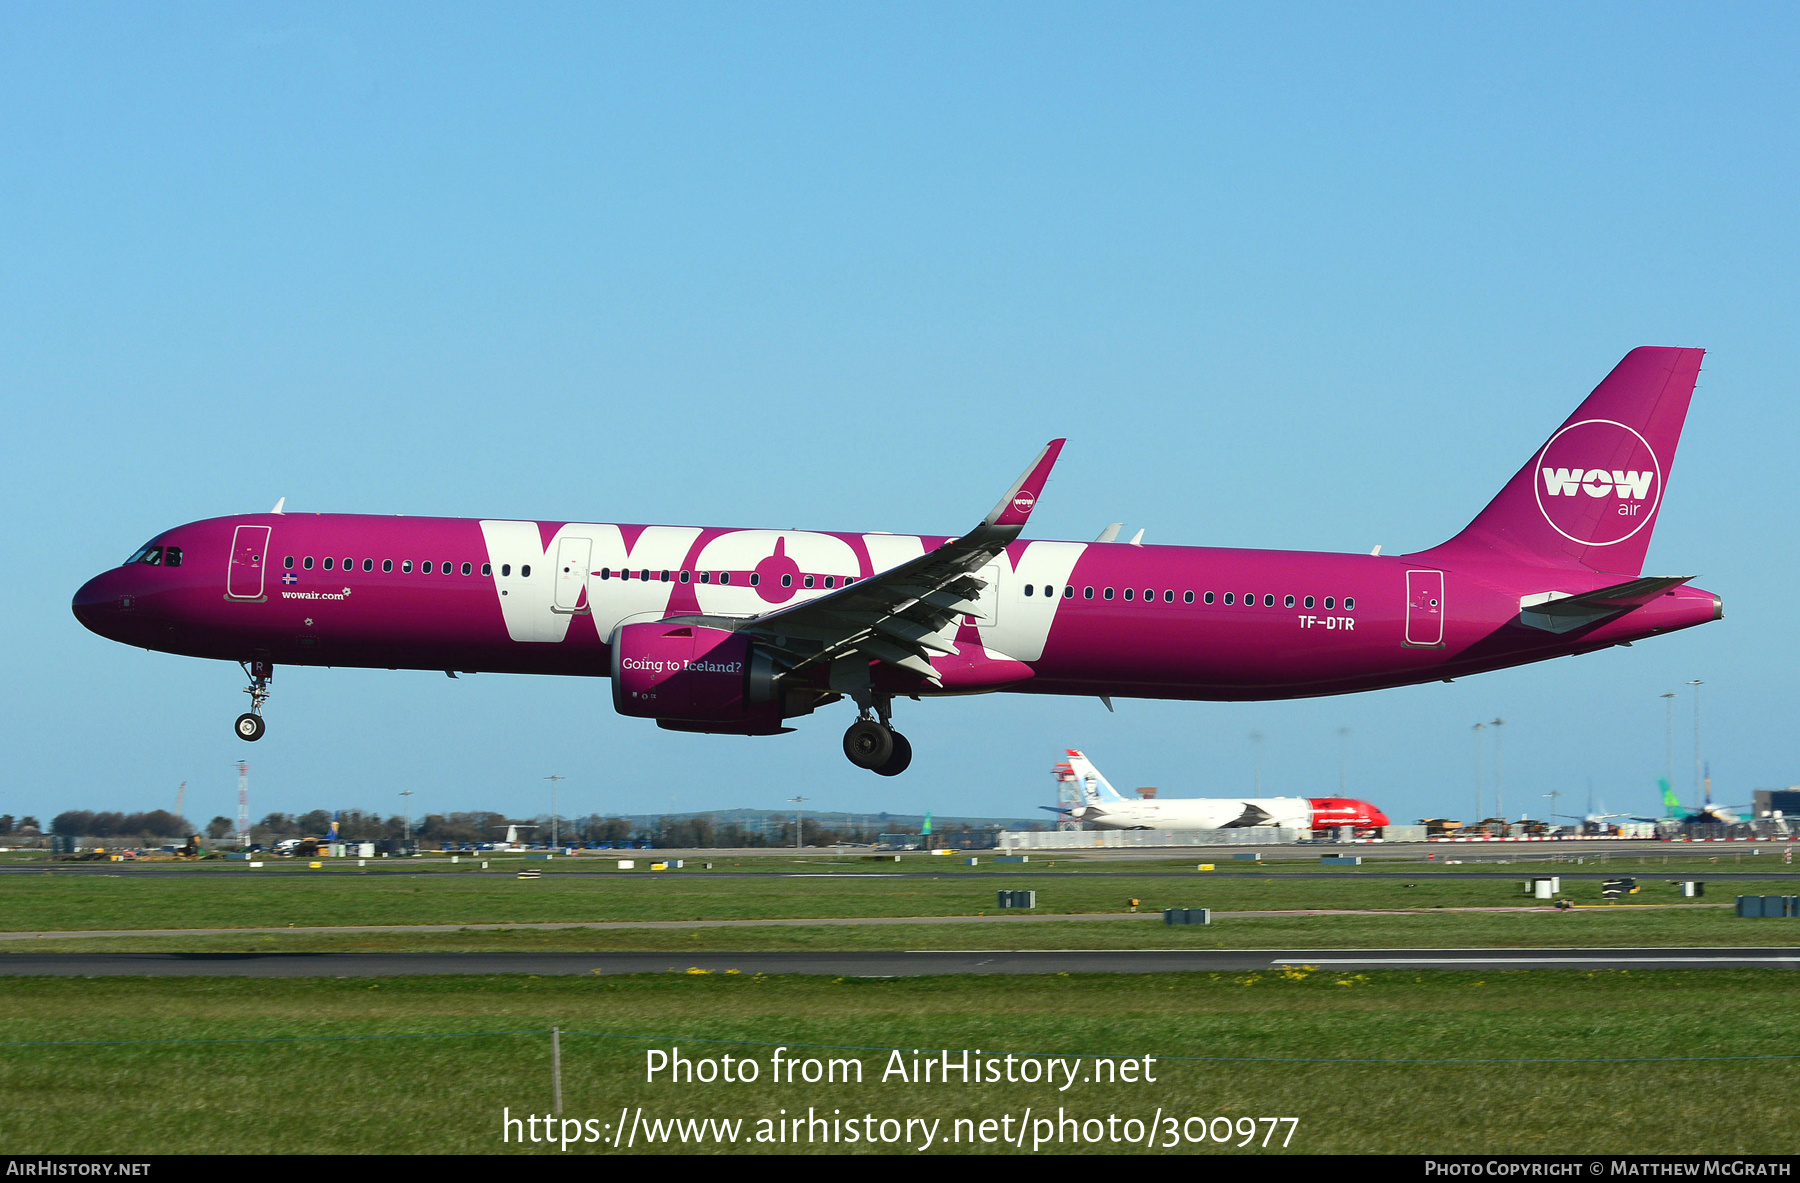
[227,525,272,600]
[1405,569,1444,647]
[553,537,592,613]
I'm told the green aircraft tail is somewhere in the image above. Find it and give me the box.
[1660,778,1681,818]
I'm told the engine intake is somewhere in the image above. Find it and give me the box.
[610,622,787,735]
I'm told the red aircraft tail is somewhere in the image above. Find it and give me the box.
[1416,347,1704,577]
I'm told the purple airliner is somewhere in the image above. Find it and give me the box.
[74,348,1719,776]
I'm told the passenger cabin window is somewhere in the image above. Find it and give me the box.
[1184,591,1194,604]
[482,563,492,576]
[384,560,394,573]
[1143,588,1153,602]
[1223,593,1234,605]
[1063,586,1074,598]
[1344,598,1355,611]
[1104,587,1114,600]
[1083,587,1094,599]
[1123,588,1133,601]
[323,558,334,571]
[364,559,374,572]
[501,564,511,576]
[750,573,761,586]
[421,562,431,574]
[699,572,710,583]
[781,574,793,588]
[823,577,833,589]
[343,558,352,570]
[402,561,412,573]
[804,575,814,588]
[442,560,451,574]
[1024,584,1034,597]
[679,570,690,583]
[1264,594,1275,607]
[520,565,531,577]
[305,557,314,570]
[1304,596,1314,609]
[720,572,731,585]
[1324,597,1335,610]
[1285,595,1295,608]
[462,562,472,575]
[284,556,295,569]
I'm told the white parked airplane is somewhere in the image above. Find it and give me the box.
[1048,749,1388,831]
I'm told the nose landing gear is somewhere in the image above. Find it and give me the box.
[235,660,272,742]
[841,693,913,776]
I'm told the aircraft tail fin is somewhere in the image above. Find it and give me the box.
[1064,749,1127,804]
[1415,347,1703,578]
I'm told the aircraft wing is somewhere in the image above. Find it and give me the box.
[1516,576,1692,634]
[667,440,1066,683]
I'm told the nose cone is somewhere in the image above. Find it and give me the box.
[72,569,134,639]
[1364,803,1392,828]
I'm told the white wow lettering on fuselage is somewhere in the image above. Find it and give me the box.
[1540,468,1656,499]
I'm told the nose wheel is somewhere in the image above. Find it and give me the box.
[235,660,272,742]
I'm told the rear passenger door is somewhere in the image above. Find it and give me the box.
[1404,569,1444,647]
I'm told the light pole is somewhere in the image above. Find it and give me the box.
[1490,718,1506,822]
[544,775,567,848]
[399,788,414,844]
[1472,723,1486,820]
[788,796,808,850]
[1661,691,1677,803]
[1687,680,1703,811]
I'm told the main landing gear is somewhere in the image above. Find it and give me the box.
[842,693,912,776]
[235,660,272,742]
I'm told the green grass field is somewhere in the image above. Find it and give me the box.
[3,853,1792,938]
[6,852,1798,1155]
[1,970,1796,1155]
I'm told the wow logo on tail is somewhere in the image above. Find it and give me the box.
[1534,418,1663,547]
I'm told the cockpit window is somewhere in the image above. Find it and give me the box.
[125,544,163,566]
[163,546,183,568]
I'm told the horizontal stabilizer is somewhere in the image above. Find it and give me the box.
[1516,576,1692,634]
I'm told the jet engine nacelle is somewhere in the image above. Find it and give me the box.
[610,622,787,735]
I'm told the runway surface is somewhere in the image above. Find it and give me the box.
[0,947,1794,976]
[0,902,1727,944]
[3,865,1793,880]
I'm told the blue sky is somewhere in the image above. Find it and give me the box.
[3,3,1796,830]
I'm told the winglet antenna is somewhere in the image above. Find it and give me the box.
[271,497,286,515]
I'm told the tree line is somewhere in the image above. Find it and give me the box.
[28,808,989,848]
[51,810,195,840]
